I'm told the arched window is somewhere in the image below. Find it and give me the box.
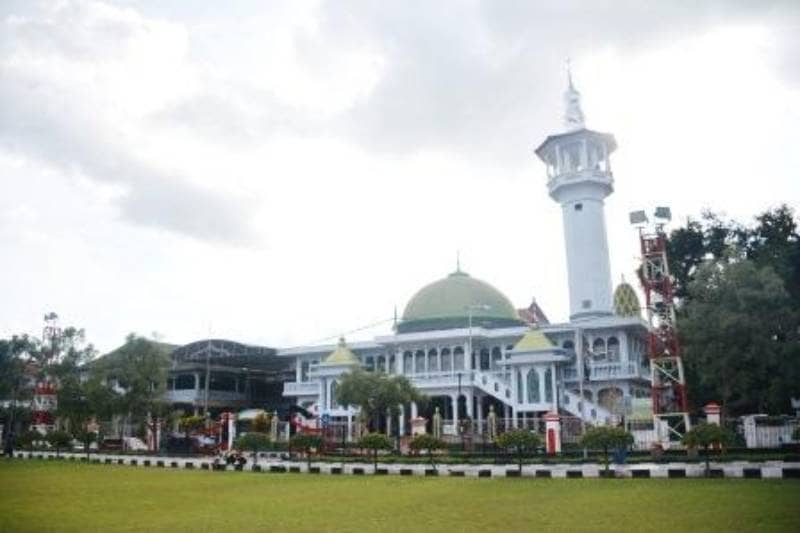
[526,369,540,403]
[403,351,413,374]
[562,340,575,355]
[544,368,553,403]
[454,347,465,370]
[428,349,439,372]
[607,337,620,361]
[441,348,452,372]
[592,337,606,357]
[517,371,524,403]
[491,347,502,370]
[415,350,426,374]
[330,381,338,409]
[480,348,490,370]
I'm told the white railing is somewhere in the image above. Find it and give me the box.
[283,382,319,396]
[588,361,639,381]
[561,389,613,424]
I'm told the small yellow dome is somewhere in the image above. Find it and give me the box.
[323,337,360,365]
[613,280,641,317]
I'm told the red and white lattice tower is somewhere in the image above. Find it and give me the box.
[637,221,691,443]
[31,313,61,434]
[31,381,57,434]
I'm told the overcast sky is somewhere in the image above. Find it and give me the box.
[1,0,799,353]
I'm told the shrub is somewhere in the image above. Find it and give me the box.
[358,433,393,469]
[179,415,206,433]
[235,432,271,458]
[46,430,73,457]
[409,434,446,468]
[579,426,634,473]
[495,429,541,474]
[289,433,323,468]
[682,423,734,476]
[251,412,269,434]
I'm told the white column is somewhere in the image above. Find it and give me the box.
[504,404,511,431]
[385,408,392,436]
[450,395,458,421]
[410,402,418,420]
[551,363,558,410]
[397,349,404,374]
[538,367,545,406]
[295,358,302,382]
[476,394,483,433]
[398,404,405,435]
[465,393,473,418]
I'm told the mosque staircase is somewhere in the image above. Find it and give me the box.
[472,370,514,405]
[560,389,613,425]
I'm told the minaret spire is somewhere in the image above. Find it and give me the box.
[563,58,585,132]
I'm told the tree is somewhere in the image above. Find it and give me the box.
[579,426,634,474]
[289,433,322,469]
[46,430,72,457]
[235,432,271,460]
[495,429,541,474]
[682,423,733,476]
[358,432,393,469]
[336,370,423,432]
[73,428,97,460]
[97,335,171,438]
[680,259,799,415]
[409,434,446,469]
[0,335,37,454]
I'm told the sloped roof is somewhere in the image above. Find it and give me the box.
[512,329,555,352]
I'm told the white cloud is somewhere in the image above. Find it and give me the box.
[0,0,798,353]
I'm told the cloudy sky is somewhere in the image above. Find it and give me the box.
[1,0,798,353]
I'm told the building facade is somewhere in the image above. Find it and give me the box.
[278,75,652,440]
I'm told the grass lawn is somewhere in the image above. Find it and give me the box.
[0,461,798,532]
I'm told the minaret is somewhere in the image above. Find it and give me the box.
[535,67,616,320]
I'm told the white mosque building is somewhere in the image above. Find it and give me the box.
[279,75,652,440]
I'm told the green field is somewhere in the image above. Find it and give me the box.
[1,461,798,532]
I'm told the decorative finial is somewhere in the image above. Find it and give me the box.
[563,58,585,132]
[393,305,398,329]
[456,250,461,272]
[338,336,346,346]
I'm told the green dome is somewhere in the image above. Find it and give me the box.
[613,281,641,317]
[398,270,523,333]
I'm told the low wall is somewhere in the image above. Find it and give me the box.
[11,451,800,479]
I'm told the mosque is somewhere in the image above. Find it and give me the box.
[277,74,652,440]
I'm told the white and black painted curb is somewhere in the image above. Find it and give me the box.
[11,451,800,479]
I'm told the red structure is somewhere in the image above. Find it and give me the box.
[637,223,691,443]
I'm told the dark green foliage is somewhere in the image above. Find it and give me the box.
[669,206,800,415]
[681,260,798,415]
[235,432,271,458]
[15,430,41,450]
[579,426,634,472]
[682,423,734,476]
[495,429,541,474]
[46,430,73,456]
[358,432,393,468]
[409,434,446,468]
[289,433,323,468]
[336,370,424,432]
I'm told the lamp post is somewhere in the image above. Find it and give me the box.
[466,304,491,374]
